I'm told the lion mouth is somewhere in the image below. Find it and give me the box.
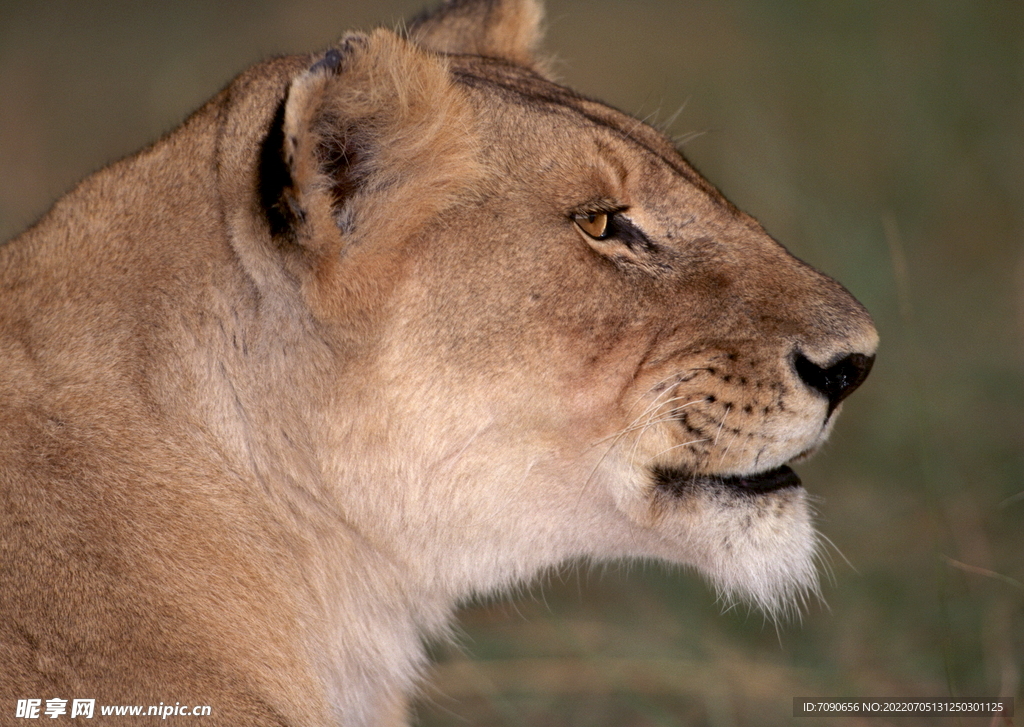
[653,464,802,498]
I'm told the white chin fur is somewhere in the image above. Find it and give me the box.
[687,486,821,620]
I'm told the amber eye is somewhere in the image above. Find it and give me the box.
[573,211,610,240]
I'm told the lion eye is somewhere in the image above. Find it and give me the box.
[573,211,610,240]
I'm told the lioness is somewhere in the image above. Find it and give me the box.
[0,0,877,724]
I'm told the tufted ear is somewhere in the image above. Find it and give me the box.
[259,38,356,262]
[409,0,544,67]
[260,29,481,317]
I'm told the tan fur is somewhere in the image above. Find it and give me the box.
[0,1,877,725]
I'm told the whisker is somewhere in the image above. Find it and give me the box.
[619,367,705,420]
[816,530,856,575]
[674,129,708,147]
[659,96,690,134]
[588,396,702,447]
[575,368,708,507]
[576,397,697,508]
[642,437,712,467]
[713,404,731,446]
[715,405,738,467]
[622,396,706,471]
[603,403,700,445]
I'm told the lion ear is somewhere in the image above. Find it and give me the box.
[262,30,480,315]
[267,30,468,249]
[409,0,544,67]
[262,33,366,262]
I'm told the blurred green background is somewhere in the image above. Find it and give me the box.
[2,1,1021,725]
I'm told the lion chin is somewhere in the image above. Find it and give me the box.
[651,464,820,617]
[0,0,876,724]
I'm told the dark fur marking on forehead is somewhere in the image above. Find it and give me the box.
[450,60,728,204]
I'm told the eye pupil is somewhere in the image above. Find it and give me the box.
[574,211,610,240]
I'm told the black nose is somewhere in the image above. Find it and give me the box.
[794,352,875,415]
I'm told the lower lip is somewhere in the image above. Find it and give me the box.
[653,464,802,497]
[713,465,802,494]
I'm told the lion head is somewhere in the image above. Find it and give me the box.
[0,0,877,722]
[250,0,877,620]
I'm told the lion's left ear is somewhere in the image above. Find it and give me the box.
[409,0,544,68]
[262,30,481,319]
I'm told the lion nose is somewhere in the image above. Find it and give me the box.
[793,351,875,415]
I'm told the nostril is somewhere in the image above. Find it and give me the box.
[794,352,875,415]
